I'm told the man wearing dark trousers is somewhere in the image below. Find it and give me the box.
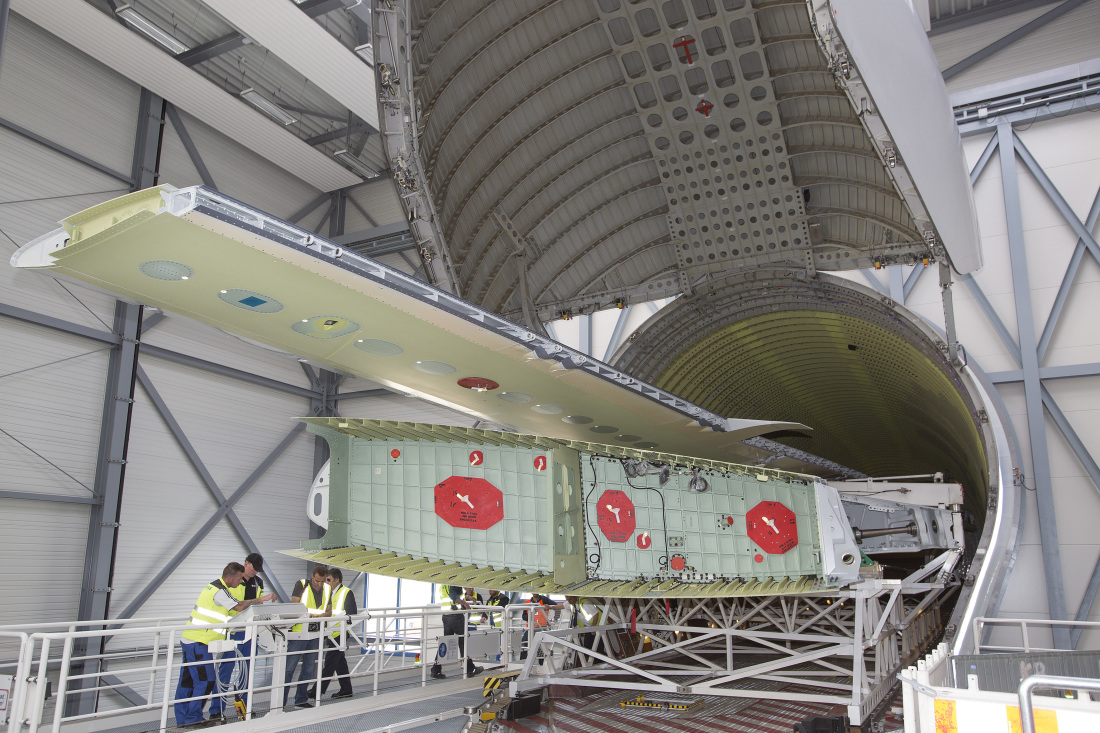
[284,565,331,707]
[430,585,482,679]
[314,568,356,699]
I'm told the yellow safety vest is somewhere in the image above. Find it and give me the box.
[227,583,246,617]
[329,585,350,639]
[183,580,234,644]
[484,594,507,627]
[292,579,331,633]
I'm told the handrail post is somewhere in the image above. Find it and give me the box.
[159,630,176,732]
[27,637,51,733]
[420,608,427,685]
[51,636,75,733]
[6,632,30,733]
[462,610,469,679]
[244,622,258,721]
[372,615,381,694]
[147,630,160,712]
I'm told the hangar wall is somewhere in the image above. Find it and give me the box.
[0,9,459,668]
[1,1,1099,671]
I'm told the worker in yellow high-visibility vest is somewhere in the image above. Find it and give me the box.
[313,568,357,699]
[174,562,271,726]
[284,565,331,707]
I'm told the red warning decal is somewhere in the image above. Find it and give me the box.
[469,450,484,466]
[596,489,635,543]
[746,501,798,554]
[533,455,547,471]
[434,476,504,530]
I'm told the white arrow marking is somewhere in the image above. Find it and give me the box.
[606,504,621,523]
[457,493,475,508]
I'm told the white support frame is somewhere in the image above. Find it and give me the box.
[510,558,958,727]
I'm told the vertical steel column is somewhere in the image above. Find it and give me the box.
[997,121,1069,648]
[69,301,143,715]
[69,88,165,715]
[130,89,166,189]
[0,0,12,71]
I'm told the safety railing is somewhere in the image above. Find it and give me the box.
[1,603,545,733]
[972,617,1100,653]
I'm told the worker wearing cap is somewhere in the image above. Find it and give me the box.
[215,553,275,714]
[174,563,270,726]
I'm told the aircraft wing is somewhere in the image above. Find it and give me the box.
[12,185,807,463]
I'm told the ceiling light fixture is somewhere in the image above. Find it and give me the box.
[354,43,374,66]
[115,5,191,55]
[333,150,380,179]
[239,88,298,126]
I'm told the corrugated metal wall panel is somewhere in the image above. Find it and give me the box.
[0,131,128,328]
[109,356,316,619]
[0,501,88,658]
[159,109,325,223]
[0,318,108,499]
[346,181,406,230]
[933,2,1100,93]
[0,13,140,179]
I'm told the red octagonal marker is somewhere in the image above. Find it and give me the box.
[435,476,504,530]
[746,500,798,554]
[596,489,635,543]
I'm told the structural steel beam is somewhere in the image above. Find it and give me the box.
[942,0,1088,81]
[114,414,305,619]
[69,301,143,715]
[132,365,292,606]
[1012,132,1100,262]
[165,104,217,190]
[0,116,133,185]
[288,193,330,225]
[987,363,1100,383]
[130,90,165,189]
[0,0,11,71]
[331,220,410,247]
[997,121,1069,648]
[304,122,372,146]
[140,344,317,399]
[346,194,379,228]
[604,305,633,362]
[969,133,999,185]
[0,490,98,505]
[859,269,887,295]
[139,310,166,335]
[0,301,118,344]
[903,264,925,302]
[176,33,246,67]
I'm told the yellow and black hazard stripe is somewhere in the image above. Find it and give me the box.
[620,695,701,711]
[482,670,521,697]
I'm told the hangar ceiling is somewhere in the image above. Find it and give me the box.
[409,0,933,323]
[16,0,996,493]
